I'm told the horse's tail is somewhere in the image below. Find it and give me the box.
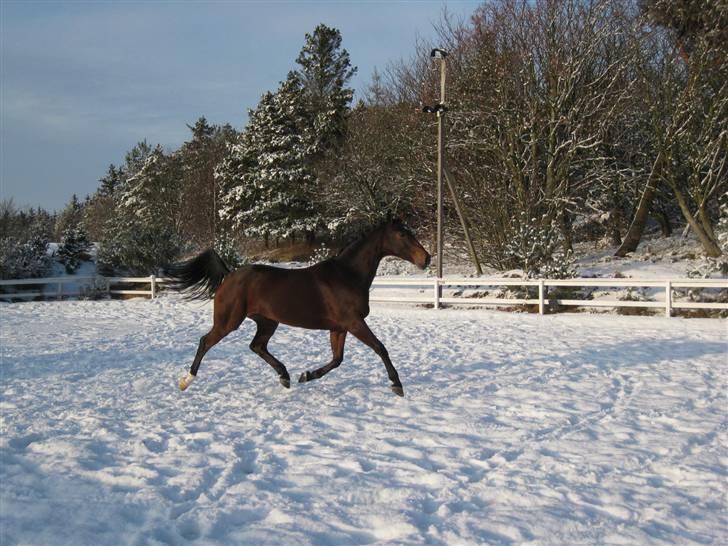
[165,249,231,300]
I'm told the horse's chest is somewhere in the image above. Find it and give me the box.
[334,287,369,318]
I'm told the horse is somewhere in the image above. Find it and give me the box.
[165,219,431,397]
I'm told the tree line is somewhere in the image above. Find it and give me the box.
[2,1,726,280]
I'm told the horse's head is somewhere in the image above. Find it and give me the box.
[381,219,431,270]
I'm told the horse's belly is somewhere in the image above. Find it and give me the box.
[245,277,334,330]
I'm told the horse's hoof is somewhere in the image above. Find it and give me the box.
[298,371,311,383]
[179,372,195,391]
[280,376,291,389]
[391,385,404,397]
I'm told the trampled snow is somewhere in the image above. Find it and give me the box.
[1,297,726,545]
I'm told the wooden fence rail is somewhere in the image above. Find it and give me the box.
[1,275,726,317]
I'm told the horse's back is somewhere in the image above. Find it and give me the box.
[230,263,347,329]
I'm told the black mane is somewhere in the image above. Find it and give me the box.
[335,221,388,258]
[333,217,412,259]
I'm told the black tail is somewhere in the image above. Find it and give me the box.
[165,249,231,300]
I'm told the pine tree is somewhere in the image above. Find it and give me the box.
[98,146,184,274]
[216,25,358,244]
[57,224,91,273]
[295,24,357,154]
[218,73,320,241]
[0,224,51,280]
[98,164,123,198]
[54,194,84,241]
[504,211,575,279]
[123,140,154,183]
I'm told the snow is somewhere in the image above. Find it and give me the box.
[1,296,726,545]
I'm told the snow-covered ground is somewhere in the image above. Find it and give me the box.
[1,296,726,545]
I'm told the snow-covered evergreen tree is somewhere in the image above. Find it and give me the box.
[217,25,357,244]
[295,24,357,155]
[98,164,124,198]
[98,146,184,274]
[213,231,246,270]
[54,194,84,241]
[57,224,91,274]
[123,140,154,185]
[217,73,321,241]
[0,226,51,280]
[504,211,576,279]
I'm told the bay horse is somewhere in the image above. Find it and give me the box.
[166,219,431,396]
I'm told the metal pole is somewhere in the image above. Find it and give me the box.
[422,49,450,295]
[433,49,447,287]
[437,109,444,283]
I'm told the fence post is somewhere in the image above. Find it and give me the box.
[150,275,156,299]
[538,279,545,315]
[434,278,440,309]
[665,280,672,318]
[57,282,62,300]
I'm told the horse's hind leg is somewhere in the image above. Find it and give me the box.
[179,298,244,391]
[249,317,291,389]
[179,328,229,390]
[298,330,346,384]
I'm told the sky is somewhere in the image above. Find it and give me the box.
[1,0,481,212]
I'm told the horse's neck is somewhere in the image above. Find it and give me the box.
[338,231,384,287]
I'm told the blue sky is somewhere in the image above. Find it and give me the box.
[1,0,480,212]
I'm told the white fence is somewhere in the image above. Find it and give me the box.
[369,277,728,317]
[0,275,166,300]
[0,275,726,317]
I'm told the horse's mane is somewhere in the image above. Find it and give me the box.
[332,218,412,261]
[334,221,387,259]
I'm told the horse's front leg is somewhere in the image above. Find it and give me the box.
[298,330,346,383]
[347,320,403,396]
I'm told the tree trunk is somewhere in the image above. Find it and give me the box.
[607,208,623,246]
[654,210,672,237]
[672,185,722,257]
[615,177,658,256]
[560,210,573,254]
[615,151,665,257]
[698,202,718,244]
